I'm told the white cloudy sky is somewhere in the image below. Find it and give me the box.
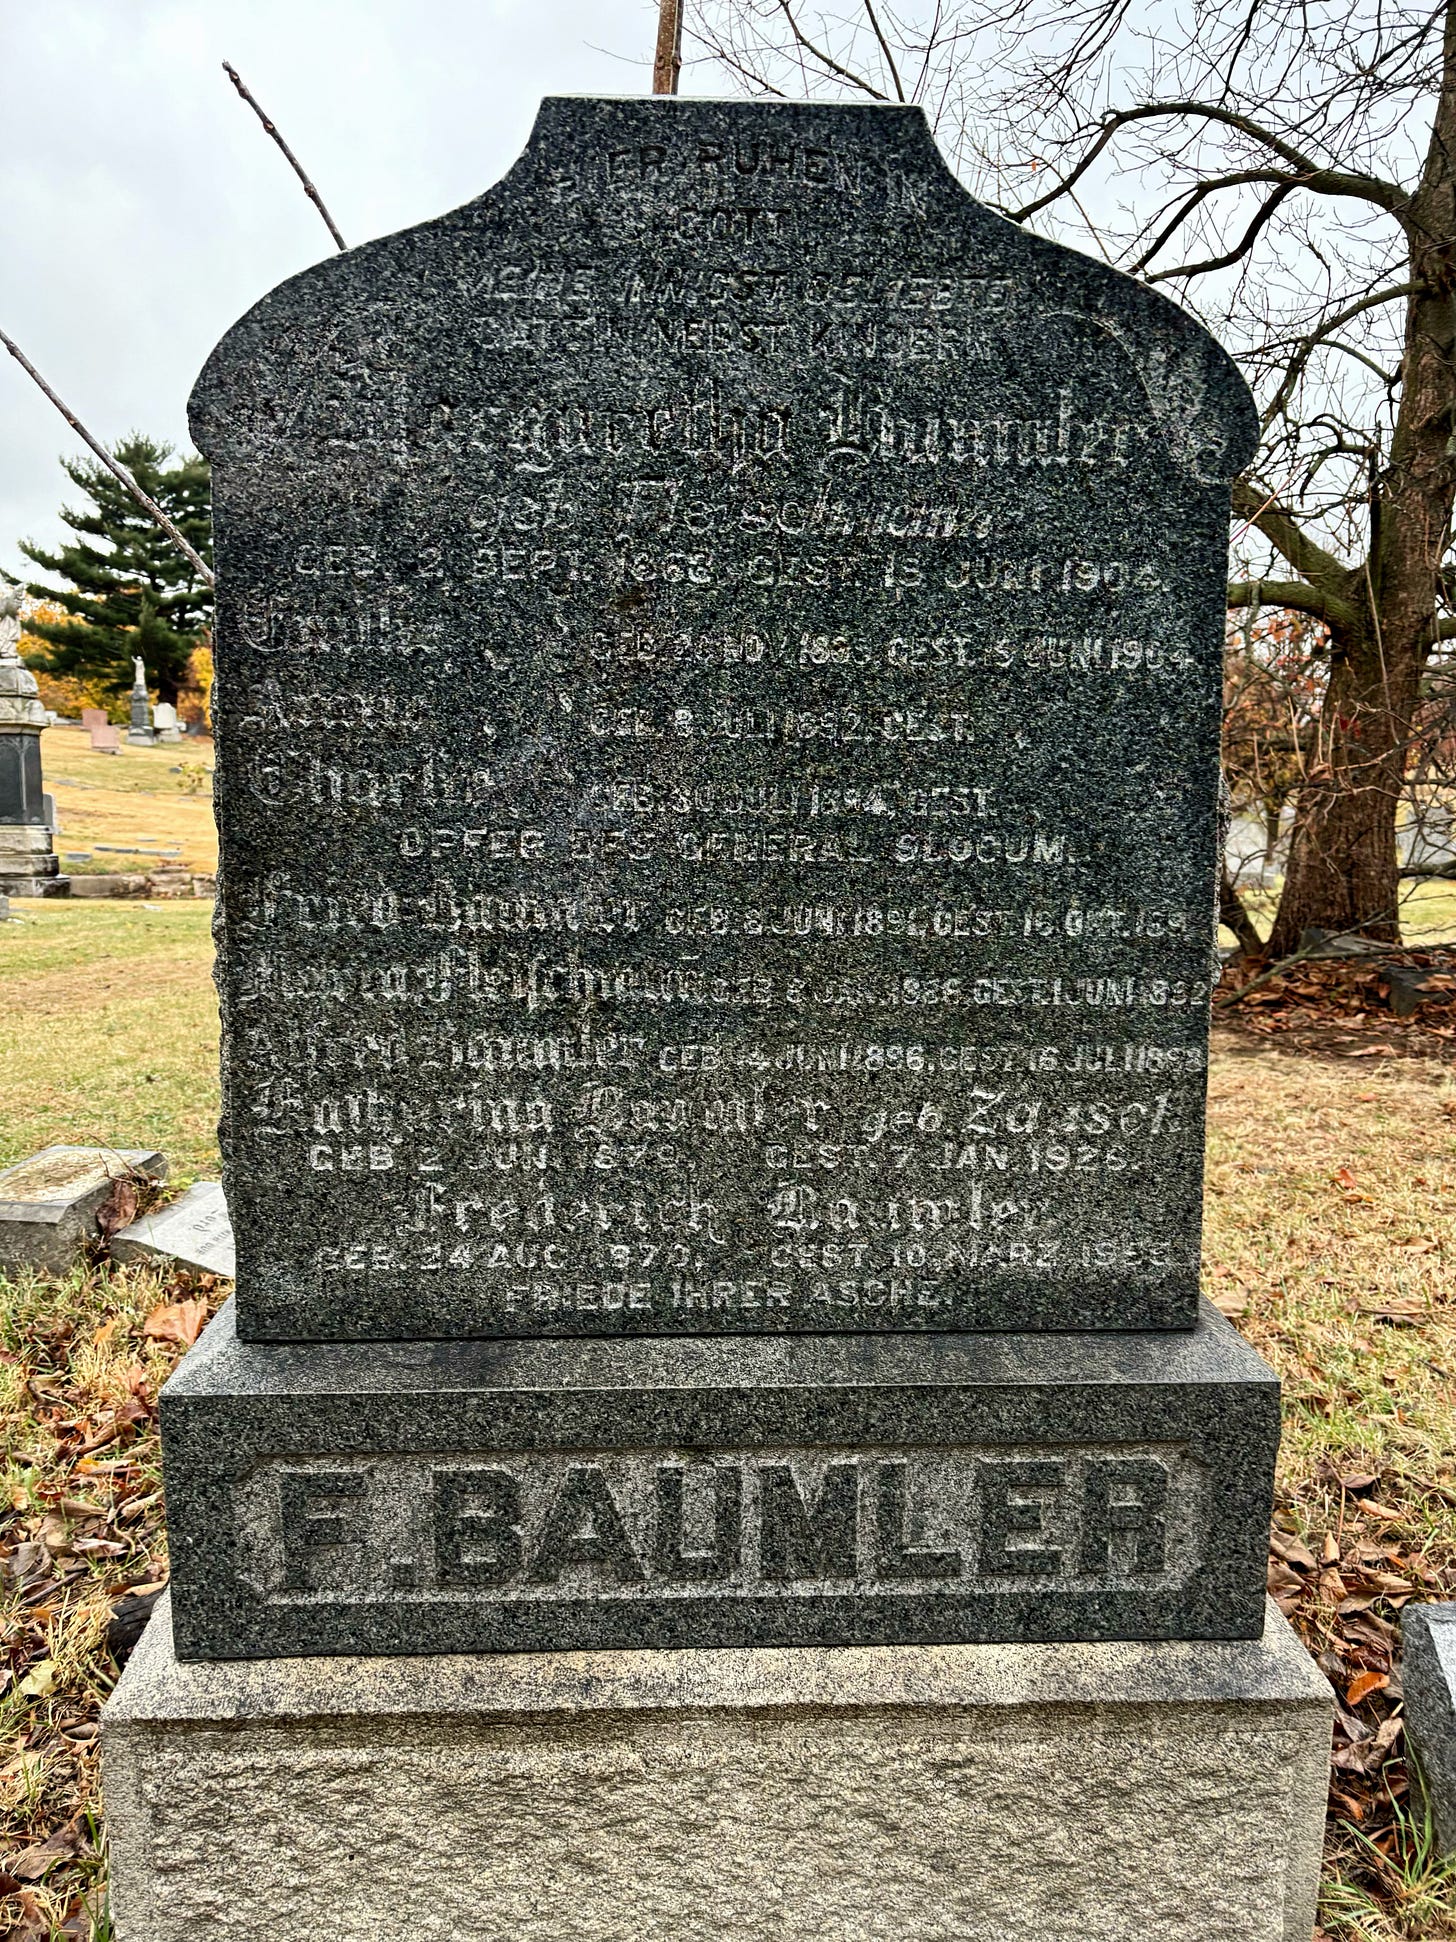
[0,0,678,581]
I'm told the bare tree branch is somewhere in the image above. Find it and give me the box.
[1227,576,1358,629]
[223,61,347,252]
[1145,182,1299,282]
[0,328,215,588]
[770,0,891,99]
[860,0,907,100]
[1008,101,1407,224]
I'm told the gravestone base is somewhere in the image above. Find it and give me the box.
[102,1592,1331,1942]
[159,1298,1279,1660]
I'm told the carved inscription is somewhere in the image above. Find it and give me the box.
[192,98,1255,1336]
[236,1443,1199,1604]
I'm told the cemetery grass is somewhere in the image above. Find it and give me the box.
[0,1026,1450,1935]
[0,904,219,1184]
[40,728,216,878]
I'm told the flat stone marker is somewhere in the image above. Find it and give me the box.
[193,96,1256,1346]
[0,1145,168,1275]
[112,1181,235,1278]
[1403,1602,1456,1851]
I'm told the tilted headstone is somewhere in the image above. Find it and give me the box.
[160,98,1279,1661]
[112,1180,235,1277]
[0,1145,168,1274]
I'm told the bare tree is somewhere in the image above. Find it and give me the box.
[693,0,1456,953]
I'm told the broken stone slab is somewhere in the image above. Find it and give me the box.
[101,1592,1332,1942]
[1296,927,1391,960]
[1385,965,1456,1019]
[0,1146,168,1276]
[112,1181,234,1279]
[1402,1601,1456,1851]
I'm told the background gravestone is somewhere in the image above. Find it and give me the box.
[192,96,1256,1345]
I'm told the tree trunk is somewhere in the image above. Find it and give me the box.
[1266,638,1409,955]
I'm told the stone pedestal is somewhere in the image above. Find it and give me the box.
[102,1593,1331,1942]
[0,591,68,896]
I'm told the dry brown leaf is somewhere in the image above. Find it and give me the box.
[8,1817,86,1881]
[1345,1670,1389,1706]
[1270,1532,1318,1572]
[96,1179,139,1238]
[142,1299,208,1349]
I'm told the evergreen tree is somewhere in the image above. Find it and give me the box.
[19,438,213,706]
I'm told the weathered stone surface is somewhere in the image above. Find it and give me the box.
[102,1593,1331,1942]
[190,96,1257,1343]
[0,1146,168,1275]
[112,1181,235,1278]
[1403,1601,1456,1851]
[160,1295,1276,1659]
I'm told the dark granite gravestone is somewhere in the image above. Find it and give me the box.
[158,97,1280,1660]
[191,96,1256,1345]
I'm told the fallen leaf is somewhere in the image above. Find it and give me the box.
[1362,1300,1426,1323]
[1212,1290,1250,1317]
[1345,1670,1389,1706]
[17,1659,57,1700]
[1268,1559,1305,1594]
[1319,1568,1348,1604]
[1270,1532,1318,1572]
[8,1818,87,1881]
[91,1318,117,1348]
[142,1299,208,1349]
[96,1178,139,1239]
[1340,1472,1379,1494]
[1332,1166,1360,1190]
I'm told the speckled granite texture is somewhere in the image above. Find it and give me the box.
[159,1296,1277,1659]
[1403,1602,1456,1850]
[102,1594,1330,1942]
[190,96,1258,1343]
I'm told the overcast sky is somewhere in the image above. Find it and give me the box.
[0,0,676,583]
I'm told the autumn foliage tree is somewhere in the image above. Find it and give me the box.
[695,0,1456,953]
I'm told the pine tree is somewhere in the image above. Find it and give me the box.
[19,438,213,706]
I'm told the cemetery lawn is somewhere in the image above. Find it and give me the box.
[41,726,217,878]
[0,986,1452,1934]
[0,903,219,1183]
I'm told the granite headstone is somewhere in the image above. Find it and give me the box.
[1403,1602,1456,1851]
[192,96,1256,1346]
[160,98,1278,1660]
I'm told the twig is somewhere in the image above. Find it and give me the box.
[0,328,215,589]
[222,61,347,252]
